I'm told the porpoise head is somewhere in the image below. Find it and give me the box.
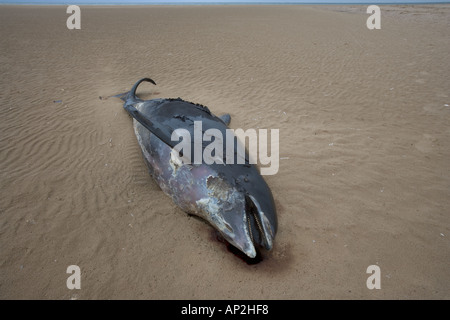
[194,170,277,259]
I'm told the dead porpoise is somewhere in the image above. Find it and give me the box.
[117,78,277,259]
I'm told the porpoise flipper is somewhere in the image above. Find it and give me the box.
[123,103,176,150]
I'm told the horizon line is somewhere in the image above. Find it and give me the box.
[1,1,450,5]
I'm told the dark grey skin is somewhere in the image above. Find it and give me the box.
[118,78,277,258]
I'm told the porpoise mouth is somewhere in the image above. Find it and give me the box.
[245,195,274,252]
[217,196,272,264]
[246,197,265,248]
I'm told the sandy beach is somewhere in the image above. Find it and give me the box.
[0,4,449,299]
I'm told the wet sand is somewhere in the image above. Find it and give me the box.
[0,5,449,299]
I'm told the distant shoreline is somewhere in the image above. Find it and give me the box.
[1,1,450,6]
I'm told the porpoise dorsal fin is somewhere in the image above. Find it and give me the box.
[219,113,231,126]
